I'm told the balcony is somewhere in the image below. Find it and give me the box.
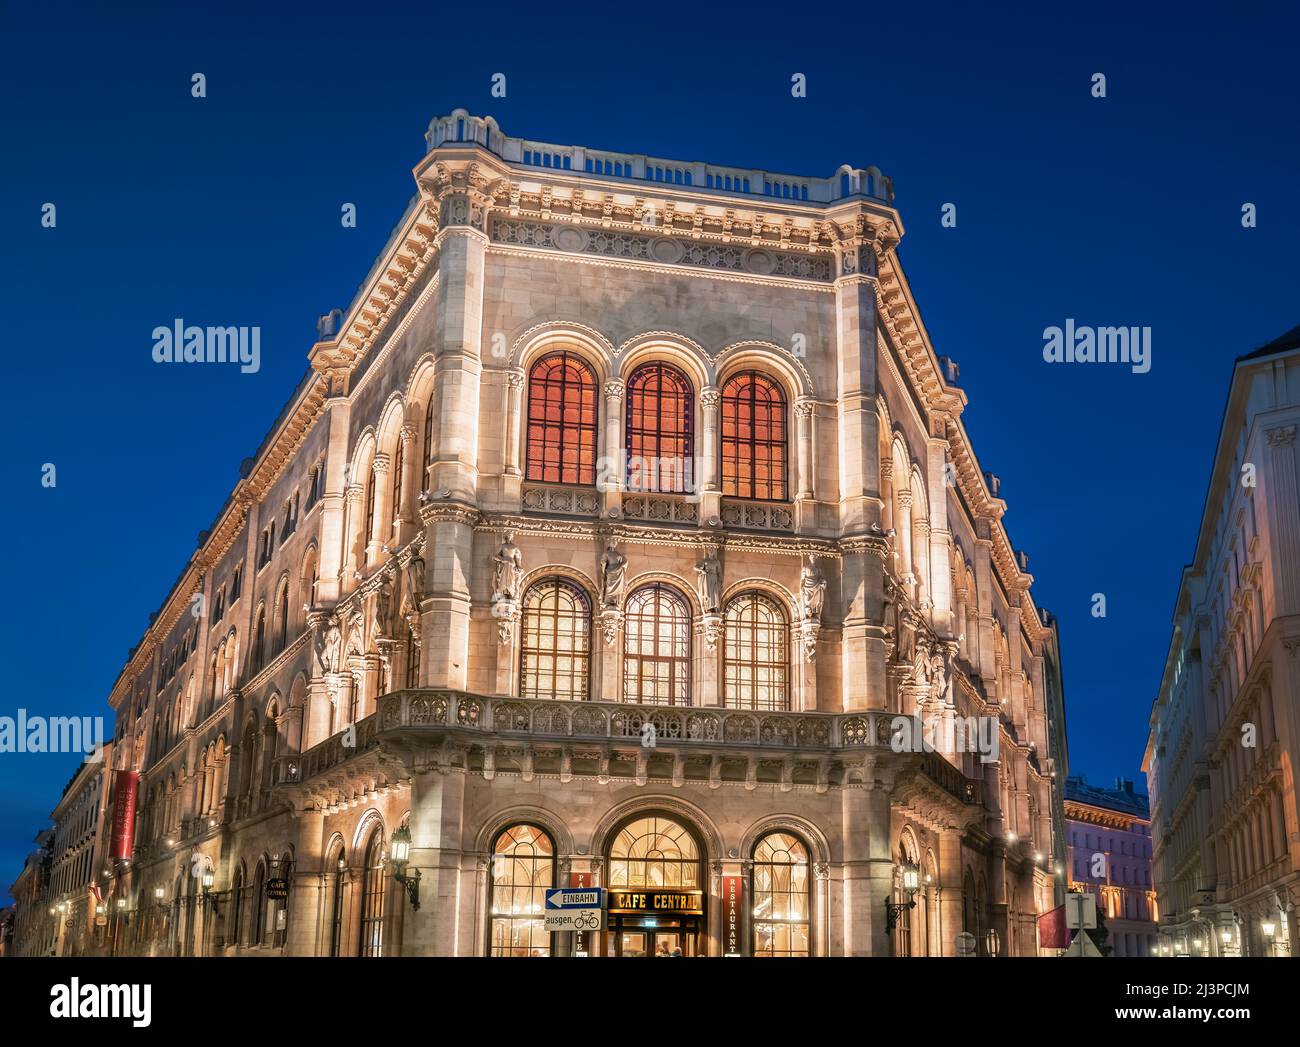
[274,691,986,810]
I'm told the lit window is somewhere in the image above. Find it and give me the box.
[752,832,810,957]
[520,580,591,701]
[525,352,598,485]
[723,593,790,711]
[622,585,691,706]
[489,824,554,957]
[626,363,693,493]
[721,371,787,500]
[358,827,386,957]
[608,815,700,889]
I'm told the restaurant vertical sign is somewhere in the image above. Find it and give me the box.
[110,770,139,860]
[570,871,593,956]
[723,875,744,956]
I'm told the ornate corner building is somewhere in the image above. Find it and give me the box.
[82,111,1068,958]
[1145,326,1300,959]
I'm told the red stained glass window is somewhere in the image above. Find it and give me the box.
[722,371,787,501]
[519,579,591,701]
[525,352,598,485]
[626,362,694,494]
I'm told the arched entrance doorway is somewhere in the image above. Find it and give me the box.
[605,813,705,957]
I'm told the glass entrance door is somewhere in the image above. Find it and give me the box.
[611,921,697,956]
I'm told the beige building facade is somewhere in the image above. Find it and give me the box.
[1145,326,1300,959]
[94,111,1067,957]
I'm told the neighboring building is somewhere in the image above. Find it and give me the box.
[79,110,1065,957]
[1145,325,1300,959]
[1064,775,1156,956]
[0,905,14,956]
[8,830,54,957]
[45,752,114,956]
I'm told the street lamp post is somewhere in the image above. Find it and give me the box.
[389,825,422,911]
[885,860,920,936]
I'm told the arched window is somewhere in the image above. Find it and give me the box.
[622,585,691,706]
[721,371,788,500]
[358,826,386,957]
[488,824,555,957]
[327,847,346,957]
[525,352,598,485]
[406,626,421,688]
[723,593,790,711]
[252,859,267,946]
[608,815,700,888]
[275,580,289,653]
[231,863,245,944]
[752,831,810,957]
[391,437,404,534]
[252,607,267,674]
[626,362,693,494]
[362,475,376,563]
[519,579,591,701]
[422,397,435,491]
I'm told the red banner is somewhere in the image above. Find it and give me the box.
[109,770,139,860]
[723,875,744,956]
[1037,904,1069,950]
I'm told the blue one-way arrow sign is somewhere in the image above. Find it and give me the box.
[545,888,606,910]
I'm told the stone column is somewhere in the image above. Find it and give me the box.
[830,226,882,534]
[795,398,815,499]
[285,809,324,956]
[504,371,525,477]
[602,379,625,517]
[401,767,467,956]
[925,431,954,635]
[896,490,915,588]
[397,424,418,530]
[840,764,895,956]
[315,396,353,605]
[420,505,476,691]
[342,484,363,585]
[368,454,390,563]
[938,829,963,956]
[698,386,721,525]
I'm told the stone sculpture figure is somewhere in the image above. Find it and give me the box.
[799,555,826,620]
[600,541,628,607]
[694,550,721,613]
[493,531,524,601]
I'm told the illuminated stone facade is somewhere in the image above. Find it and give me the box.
[1145,327,1300,959]
[84,111,1066,957]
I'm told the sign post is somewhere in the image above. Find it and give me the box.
[543,887,606,933]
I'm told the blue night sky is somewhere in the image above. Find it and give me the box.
[1,1,1296,902]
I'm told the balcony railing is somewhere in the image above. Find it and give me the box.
[274,691,985,807]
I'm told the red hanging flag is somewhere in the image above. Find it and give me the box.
[1038,904,1069,950]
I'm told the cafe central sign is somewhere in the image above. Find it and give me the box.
[607,890,704,916]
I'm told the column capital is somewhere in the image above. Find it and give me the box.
[604,378,625,399]
[372,453,391,475]
[699,387,721,409]
[507,369,526,391]
[794,398,817,418]
[399,424,418,444]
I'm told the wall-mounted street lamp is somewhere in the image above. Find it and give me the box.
[389,825,421,911]
[200,868,223,914]
[885,860,920,931]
